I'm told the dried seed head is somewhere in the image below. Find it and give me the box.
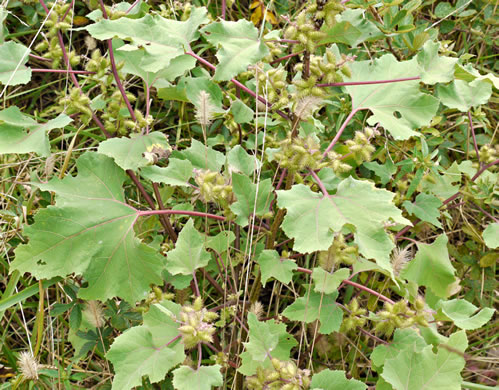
[295,96,323,120]
[249,301,264,320]
[17,351,39,380]
[195,90,215,127]
[84,300,105,328]
[391,246,412,277]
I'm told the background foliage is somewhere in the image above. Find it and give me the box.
[0,0,497,389]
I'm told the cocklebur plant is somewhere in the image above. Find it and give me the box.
[1,0,497,389]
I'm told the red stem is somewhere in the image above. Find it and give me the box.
[186,51,290,120]
[309,169,329,197]
[221,0,226,19]
[98,0,137,122]
[126,0,141,14]
[295,267,394,304]
[317,76,420,87]
[322,108,360,157]
[137,209,226,221]
[29,53,50,62]
[60,0,75,22]
[31,68,95,74]
[270,50,305,65]
[341,279,395,304]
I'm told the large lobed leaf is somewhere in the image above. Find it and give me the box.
[10,152,164,303]
[0,41,32,86]
[230,173,274,227]
[84,7,208,73]
[97,131,170,171]
[239,313,297,375]
[107,301,185,389]
[401,235,457,299]
[166,218,211,276]
[276,177,409,274]
[0,106,72,157]
[345,54,439,140]
[201,19,269,81]
[381,331,468,390]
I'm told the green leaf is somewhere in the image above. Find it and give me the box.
[0,107,72,157]
[201,20,269,81]
[282,290,343,334]
[230,173,274,227]
[184,76,224,109]
[371,328,427,369]
[438,299,494,330]
[364,159,396,186]
[345,55,439,140]
[381,331,467,390]
[403,193,443,228]
[276,178,409,274]
[172,365,223,390]
[166,219,211,275]
[113,39,196,87]
[11,152,164,302]
[231,99,255,124]
[401,235,457,299]
[227,145,260,176]
[310,369,366,390]
[239,313,297,375]
[257,250,297,286]
[97,131,170,171]
[434,2,454,18]
[483,223,499,249]
[454,63,499,89]
[417,40,458,85]
[322,9,383,47]
[140,158,193,187]
[311,267,350,295]
[173,139,225,172]
[107,301,185,390]
[437,79,492,112]
[85,7,208,72]
[0,41,31,85]
[420,163,461,199]
[205,231,235,253]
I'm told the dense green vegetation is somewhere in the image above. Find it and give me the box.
[0,0,497,389]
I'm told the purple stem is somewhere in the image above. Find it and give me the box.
[186,51,290,120]
[32,68,95,74]
[145,82,151,134]
[29,53,50,62]
[341,279,395,305]
[468,111,481,166]
[137,209,226,221]
[39,0,49,13]
[197,343,202,369]
[322,108,360,157]
[270,50,305,65]
[222,0,226,19]
[471,158,499,181]
[163,334,182,348]
[472,202,499,223]
[126,0,141,14]
[98,0,137,122]
[295,267,394,304]
[192,272,200,297]
[317,76,420,88]
[309,169,329,197]
[61,0,74,23]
